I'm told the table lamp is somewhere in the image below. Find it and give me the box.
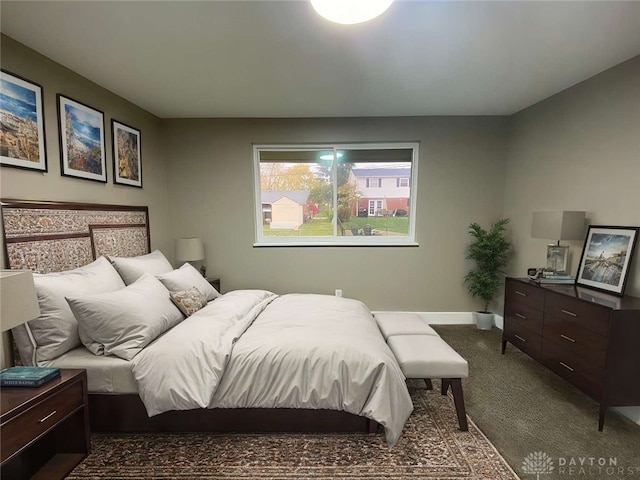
[531,211,586,274]
[1,270,41,368]
[175,237,206,277]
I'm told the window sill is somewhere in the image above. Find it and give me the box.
[253,239,419,247]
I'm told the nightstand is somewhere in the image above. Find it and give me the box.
[208,277,221,293]
[1,369,90,480]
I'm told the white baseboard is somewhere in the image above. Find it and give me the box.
[371,311,505,329]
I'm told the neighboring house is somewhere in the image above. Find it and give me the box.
[261,190,311,229]
[348,168,411,217]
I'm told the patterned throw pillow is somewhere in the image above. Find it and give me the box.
[169,287,208,317]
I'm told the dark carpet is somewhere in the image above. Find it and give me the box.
[434,325,640,480]
[68,381,518,480]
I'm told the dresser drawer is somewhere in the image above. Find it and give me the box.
[0,380,83,463]
[542,339,604,399]
[543,315,608,368]
[504,321,542,359]
[505,302,544,335]
[505,279,545,310]
[544,292,610,337]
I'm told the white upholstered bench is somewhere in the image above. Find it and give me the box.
[387,335,469,431]
[373,313,469,431]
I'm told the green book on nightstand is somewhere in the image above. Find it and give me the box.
[0,366,61,387]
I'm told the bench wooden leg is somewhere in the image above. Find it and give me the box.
[441,378,451,395]
[450,378,468,431]
[424,378,433,390]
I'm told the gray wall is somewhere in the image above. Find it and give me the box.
[0,35,174,262]
[504,56,640,298]
[502,55,640,424]
[162,117,508,311]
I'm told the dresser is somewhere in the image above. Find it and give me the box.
[1,369,90,480]
[502,277,640,430]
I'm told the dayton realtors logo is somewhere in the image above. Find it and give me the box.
[522,451,554,479]
[523,452,640,478]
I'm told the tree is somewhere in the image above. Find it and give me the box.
[336,183,361,222]
[260,163,323,191]
[463,218,511,312]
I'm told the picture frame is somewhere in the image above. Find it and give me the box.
[546,244,569,273]
[576,225,639,296]
[112,119,142,188]
[57,94,106,182]
[0,70,47,172]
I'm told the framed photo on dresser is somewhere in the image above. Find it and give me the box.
[576,225,639,296]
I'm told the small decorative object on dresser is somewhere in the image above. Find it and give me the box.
[575,225,639,296]
[502,277,640,430]
[0,369,91,480]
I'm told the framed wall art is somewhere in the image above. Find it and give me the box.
[0,70,47,171]
[112,119,142,188]
[57,94,106,182]
[576,225,639,296]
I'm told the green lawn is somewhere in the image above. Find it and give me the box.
[347,216,409,234]
[263,215,409,236]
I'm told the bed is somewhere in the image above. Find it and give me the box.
[1,199,413,446]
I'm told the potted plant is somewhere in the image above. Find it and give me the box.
[464,218,511,330]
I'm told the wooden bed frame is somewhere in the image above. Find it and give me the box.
[1,199,378,435]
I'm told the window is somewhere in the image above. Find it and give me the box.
[254,143,419,246]
[366,178,382,188]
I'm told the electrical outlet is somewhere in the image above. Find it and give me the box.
[335,289,343,297]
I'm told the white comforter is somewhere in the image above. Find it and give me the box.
[131,290,413,446]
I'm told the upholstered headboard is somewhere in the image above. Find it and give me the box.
[1,199,150,273]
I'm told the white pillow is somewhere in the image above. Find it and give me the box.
[66,273,184,360]
[156,263,221,301]
[11,256,125,365]
[110,250,173,285]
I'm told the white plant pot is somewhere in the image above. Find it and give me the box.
[473,311,495,330]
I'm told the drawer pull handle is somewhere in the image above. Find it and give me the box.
[515,291,527,297]
[515,313,527,320]
[38,410,57,423]
[560,334,576,343]
[559,362,574,372]
[561,309,577,317]
[514,334,526,342]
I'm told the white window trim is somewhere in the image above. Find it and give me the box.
[253,142,419,247]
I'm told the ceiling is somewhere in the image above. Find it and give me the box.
[2,1,639,118]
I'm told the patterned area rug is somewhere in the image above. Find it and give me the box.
[68,383,519,480]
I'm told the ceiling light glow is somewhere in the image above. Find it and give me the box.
[319,152,344,161]
[310,0,394,25]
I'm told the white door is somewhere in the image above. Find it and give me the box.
[368,200,382,216]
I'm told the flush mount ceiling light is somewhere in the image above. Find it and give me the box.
[310,0,394,25]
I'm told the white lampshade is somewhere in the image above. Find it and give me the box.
[0,270,40,332]
[175,238,205,262]
[531,211,586,242]
[310,0,393,25]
